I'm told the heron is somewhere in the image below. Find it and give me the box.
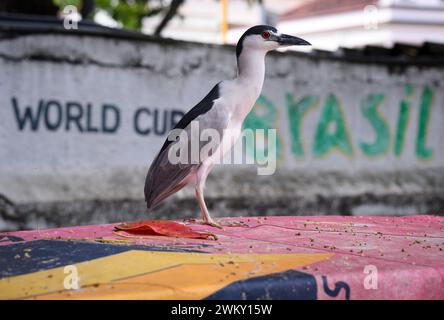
[145,25,310,228]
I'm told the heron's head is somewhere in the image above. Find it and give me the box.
[236,25,310,58]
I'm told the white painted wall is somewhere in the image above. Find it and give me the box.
[0,33,443,205]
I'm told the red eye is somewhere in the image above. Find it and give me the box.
[261,31,270,39]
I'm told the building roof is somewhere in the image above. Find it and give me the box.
[280,0,377,21]
[309,41,444,66]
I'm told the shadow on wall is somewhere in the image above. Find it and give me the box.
[1,167,444,232]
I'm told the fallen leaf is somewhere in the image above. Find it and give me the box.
[114,220,217,240]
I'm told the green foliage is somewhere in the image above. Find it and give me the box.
[95,0,159,30]
[53,0,164,30]
[53,0,81,8]
[53,0,258,32]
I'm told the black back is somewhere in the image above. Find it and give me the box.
[236,25,277,59]
[159,82,221,154]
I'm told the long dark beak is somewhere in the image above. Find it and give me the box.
[278,34,311,46]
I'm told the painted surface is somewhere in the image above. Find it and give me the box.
[243,85,441,167]
[1,215,443,300]
[0,33,443,206]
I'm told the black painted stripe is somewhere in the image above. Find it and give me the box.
[205,269,318,300]
[0,240,207,278]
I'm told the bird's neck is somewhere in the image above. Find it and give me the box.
[236,49,266,91]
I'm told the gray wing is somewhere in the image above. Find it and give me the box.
[144,82,229,209]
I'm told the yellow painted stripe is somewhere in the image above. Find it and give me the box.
[0,250,333,300]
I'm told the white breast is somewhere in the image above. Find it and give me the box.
[206,47,267,164]
[205,79,262,164]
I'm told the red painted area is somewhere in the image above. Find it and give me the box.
[114,220,217,239]
[1,215,444,299]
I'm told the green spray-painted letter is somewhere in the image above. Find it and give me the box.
[416,86,434,160]
[394,85,412,157]
[287,94,318,157]
[243,95,281,162]
[313,94,353,158]
[359,94,390,157]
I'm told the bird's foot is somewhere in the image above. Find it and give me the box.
[184,218,248,229]
[205,219,224,229]
[184,218,223,229]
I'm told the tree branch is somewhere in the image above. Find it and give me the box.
[153,0,185,36]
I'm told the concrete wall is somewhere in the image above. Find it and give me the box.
[1,31,443,230]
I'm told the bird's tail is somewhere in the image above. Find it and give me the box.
[145,177,189,210]
[144,148,196,211]
[144,161,184,210]
[144,171,158,210]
